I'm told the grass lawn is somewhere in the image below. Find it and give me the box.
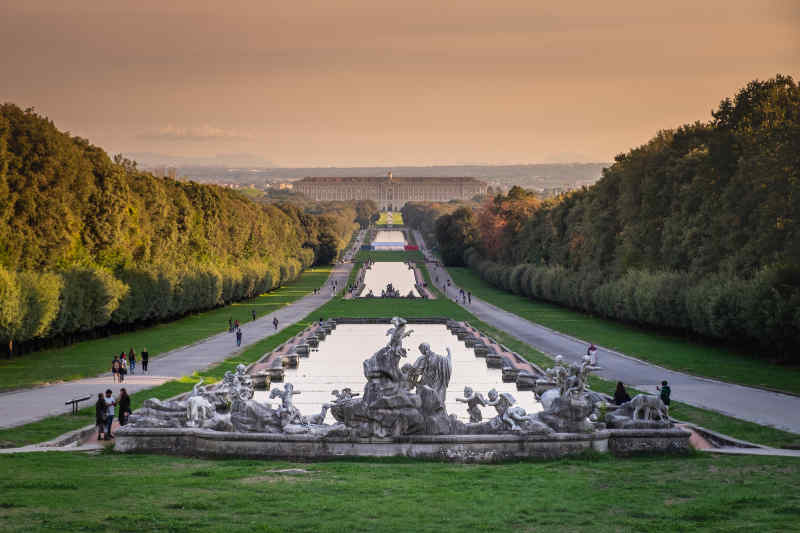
[0,267,332,392]
[377,211,403,225]
[447,267,800,396]
[1,452,799,532]
[355,250,424,262]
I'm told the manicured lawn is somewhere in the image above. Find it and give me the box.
[354,250,424,262]
[377,211,403,225]
[1,452,799,532]
[0,268,332,392]
[447,267,800,396]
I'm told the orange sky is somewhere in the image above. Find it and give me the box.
[2,0,798,166]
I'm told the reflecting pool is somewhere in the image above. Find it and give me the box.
[254,324,541,424]
[361,262,420,297]
[372,230,406,250]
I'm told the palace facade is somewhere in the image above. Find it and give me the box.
[294,173,488,210]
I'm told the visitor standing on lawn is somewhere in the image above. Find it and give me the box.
[95,393,106,440]
[118,388,131,426]
[658,380,671,408]
[104,389,116,440]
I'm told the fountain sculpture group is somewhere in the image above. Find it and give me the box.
[118,317,689,460]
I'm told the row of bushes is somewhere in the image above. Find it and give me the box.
[464,248,800,360]
[0,253,312,354]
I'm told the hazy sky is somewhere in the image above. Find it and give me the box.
[2,0,798,166]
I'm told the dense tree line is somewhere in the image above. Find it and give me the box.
[402,201,476,250]
[0,104,357,356]
[411,76,800,359]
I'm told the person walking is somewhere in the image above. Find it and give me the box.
[236,327,243,347]
[118,388,131,426]
[103,389,116,440]
[141,347,149,374]
[95,393,107,440]
[273,317,279,330]
[587,344,598,366]
[128,348,136,375]
[111,356,120,383]
[467,291,471,304]
[234,319,240,330]
[252,309,256,321]
[119,354,127,383]
[228,318,233,332]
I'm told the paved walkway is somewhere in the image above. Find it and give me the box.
[413,230,800,435]
[0,264,353,429]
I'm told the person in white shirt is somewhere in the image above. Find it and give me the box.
[104,389,116,440]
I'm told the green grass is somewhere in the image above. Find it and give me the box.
[0,267,332,392]
[447,267,800,396]
[377,211,403,225]
[355,250,424,262]
[1,452,799,532]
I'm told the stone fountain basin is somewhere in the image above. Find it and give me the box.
[114,426,690,462]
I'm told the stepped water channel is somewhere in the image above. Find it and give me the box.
[253,323,542,424]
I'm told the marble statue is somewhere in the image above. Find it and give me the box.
[411,343,452,403]
[485,389,529,431]
[456,386,486,423]
[269,383,303,427]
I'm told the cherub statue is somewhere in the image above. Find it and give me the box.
[456,386,486,423]
[269,383,303,426]
[386,316,414,357]
[486,388,530,431]
[565,356,592,398]
[330,388,360,402]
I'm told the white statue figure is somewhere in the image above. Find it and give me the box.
[270,383,303,426]
[456,386,486,423]
[565,356,592,398]
[306,404,331,425]
[186,381,215,427]
[486,388,530,431]
[386,316,414,356]
[331,388,360,402]
[412,343,452,403]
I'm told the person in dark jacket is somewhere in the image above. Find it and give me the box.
[141,347,149,374]
[118,388,131,426]
[128,348,136,375]
[658,380,671,407]
[95,393,106,440]
[613,381,631,405]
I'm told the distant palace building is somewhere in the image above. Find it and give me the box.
[294,172,488,211]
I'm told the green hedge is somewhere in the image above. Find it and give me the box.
[465,248,800,360]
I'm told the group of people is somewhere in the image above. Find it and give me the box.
[111,348,149,382]
[94,388,131,440]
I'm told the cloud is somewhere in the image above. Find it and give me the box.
[139,124,248,142]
